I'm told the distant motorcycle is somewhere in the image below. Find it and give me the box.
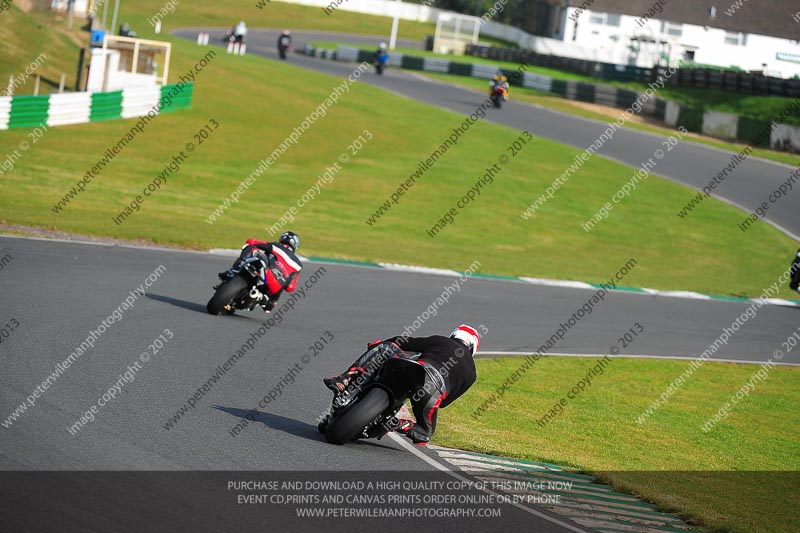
[224,29,246,44]
[278,35,291,60]
[375,50,388,75]
[207,253,273,315]
[489,84,508,108]
[319,342,434,445]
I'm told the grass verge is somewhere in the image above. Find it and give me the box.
[437,356,800,533]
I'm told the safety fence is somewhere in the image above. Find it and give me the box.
[0,83,193,130]
[466,45,800,98]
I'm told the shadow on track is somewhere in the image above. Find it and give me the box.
[146,293,260,320]
[146,293,208,314]
[212,405,402,451]
[213,405,323,442]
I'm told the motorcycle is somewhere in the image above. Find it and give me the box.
[207,253,274,315]
[375,51,388,75]
[489,83,508,108]
[224,30,245,44]
[319,343,434,445]
[278,36,291,60]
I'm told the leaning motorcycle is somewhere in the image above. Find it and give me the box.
[319,343,436,445]
[207,253,274,315]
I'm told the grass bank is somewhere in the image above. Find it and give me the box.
[437,356,800,533]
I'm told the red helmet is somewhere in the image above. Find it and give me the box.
[449,324,480,356]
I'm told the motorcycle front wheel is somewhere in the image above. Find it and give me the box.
[325,388,390,445]
[207,276,248,315]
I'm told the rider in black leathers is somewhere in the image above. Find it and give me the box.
[324,325,481,445]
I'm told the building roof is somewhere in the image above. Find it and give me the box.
[568,0,800,41]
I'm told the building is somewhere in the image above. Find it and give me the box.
[549,0,800,78]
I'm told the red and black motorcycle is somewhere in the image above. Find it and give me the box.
[207,253,275,315]
[489,83,508,108]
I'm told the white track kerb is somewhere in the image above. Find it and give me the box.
[282,254,800,309]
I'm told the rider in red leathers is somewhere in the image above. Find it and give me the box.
[218,231,302,313]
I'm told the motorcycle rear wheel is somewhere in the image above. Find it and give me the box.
[207,277,248,315]
[325,388,389,445]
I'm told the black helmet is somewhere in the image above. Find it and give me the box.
[279,231,300,251]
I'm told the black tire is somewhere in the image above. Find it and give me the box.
[207,277,248,315]
[325,388,389,445]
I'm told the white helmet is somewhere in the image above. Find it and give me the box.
[379,42,387,50]
[449,324,481,357]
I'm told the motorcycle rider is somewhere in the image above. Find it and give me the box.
[489,71,509,99]
[277,29,292,59]
[790,248,800,293]
[218,231,302,313]
[323,324,480,446]
[374,42,388,74]
[232,21,247,43]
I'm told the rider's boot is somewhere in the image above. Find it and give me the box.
[323,367,363,394]
[396,419,430,446]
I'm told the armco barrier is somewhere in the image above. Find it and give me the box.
[122,87,161,119]
[90,91,123,122]
[8,95,50,129]
[677,107,705,133]
[0,82,193,131]
[737,116,772,147]
[48,93,92,127]
[0,99,10,129]
[400,55,424,71]
[702,111,739,140]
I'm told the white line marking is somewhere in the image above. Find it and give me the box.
[641,289,710,300]
[520,277,596,290]
[389,434,592,533]
[477,351,800,367]
[378,263,462,276]
[208,248,241,256]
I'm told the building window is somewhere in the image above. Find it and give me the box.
[589,12,621,27]
[660,21,683,37]
[724,32,747,46]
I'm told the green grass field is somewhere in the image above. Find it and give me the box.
[437,356,800,533]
